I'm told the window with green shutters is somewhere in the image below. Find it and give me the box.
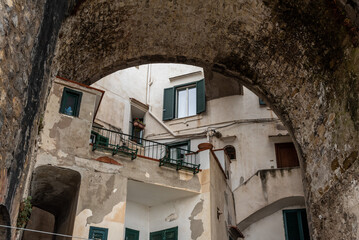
[163,79,205,120]
[150,227,178,240]
[88,226,108,240]
[283,209,310,240]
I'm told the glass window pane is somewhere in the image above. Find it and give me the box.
[170,148,177,159]
[188,87,196,116]
[64,93,78,116]
[177,89,187,118]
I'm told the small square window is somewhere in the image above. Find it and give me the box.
[259,98,266,106]
[59,87,82,117]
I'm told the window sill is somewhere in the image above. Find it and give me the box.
[168,114,202,126]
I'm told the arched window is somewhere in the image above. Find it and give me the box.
[224,145,236,160]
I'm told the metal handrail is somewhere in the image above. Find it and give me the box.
[91,126,199,167]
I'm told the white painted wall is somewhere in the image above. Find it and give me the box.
[124,194,211,240]
[124,201,149,240]
[148,194,210,240]
[242,205,306,240]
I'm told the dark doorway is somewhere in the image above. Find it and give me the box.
[28,166,81,240]
[0,205,10,240]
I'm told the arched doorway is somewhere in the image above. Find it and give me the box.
[24,166,81,240]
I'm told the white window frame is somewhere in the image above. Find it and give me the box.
[175,84,196,118]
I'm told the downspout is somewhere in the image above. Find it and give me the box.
[148,111,176,136]
[145,64,150,105]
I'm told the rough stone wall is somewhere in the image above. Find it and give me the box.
[0,0,71,235]
[51,1,359,239]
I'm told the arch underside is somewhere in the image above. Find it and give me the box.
[51,0,359,239]
[238,196,305,231]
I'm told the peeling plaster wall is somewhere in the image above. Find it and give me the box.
[33,77,209,239]
[40,78,100,158]
[73,173,127,240]
[148,194,210,240]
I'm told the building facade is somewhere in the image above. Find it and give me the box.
[24,64,308,240]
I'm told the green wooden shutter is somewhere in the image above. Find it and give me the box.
[89,226,108,240]
[196,79,206,114]
[150,231,163,240]
[125,228,139,240]
[150,227,178,240]
[165,227,178,240]
[163,87,175,120]
[284,210,310,240]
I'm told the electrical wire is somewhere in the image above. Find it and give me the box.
[0,224,93,240]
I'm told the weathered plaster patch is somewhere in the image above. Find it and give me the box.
[145,172,150,178]
[179,171,193,181]
[198,169,210,193]
[78,173,127,225]
[74,157,122,173]
[73,209,93,237]
[104,202,126,224]
[57,150,68,158]
[189,199,204,240]
[165,213,178,222]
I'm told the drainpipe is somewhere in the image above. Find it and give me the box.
[145,64,150,105]
[148,111,176,136]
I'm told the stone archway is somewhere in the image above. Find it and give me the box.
[0,0,358,239]
[50,2,359,238]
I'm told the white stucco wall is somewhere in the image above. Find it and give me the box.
[124,201,149,240]
[124,194,211,240]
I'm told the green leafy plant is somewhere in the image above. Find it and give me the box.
[17,196,32,228]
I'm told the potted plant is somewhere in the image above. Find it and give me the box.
[133,118,146,129]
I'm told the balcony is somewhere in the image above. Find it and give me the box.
[91,126,201,174]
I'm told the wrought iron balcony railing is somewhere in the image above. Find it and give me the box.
[91,126,200,174]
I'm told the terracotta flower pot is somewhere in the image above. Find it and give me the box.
[198,142,214,150]
[133,121,145,129]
